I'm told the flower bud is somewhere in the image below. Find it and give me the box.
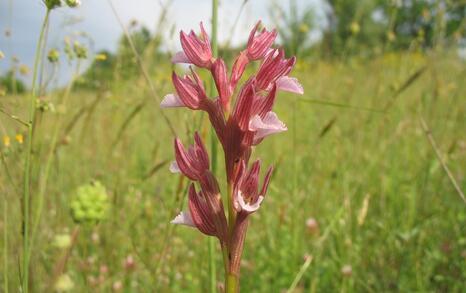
[180,22,213,68]
[305,217,319,234]
[47,48,60,63]
[65,0,81,8]
[55,274,74,292]
[247,21,277,60]
[124,255,136,270]
[341,265,353,277]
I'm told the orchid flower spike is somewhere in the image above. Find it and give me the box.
[163,20,303,285]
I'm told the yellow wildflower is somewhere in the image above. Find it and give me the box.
[350,22,360,35]
[55,274,74,292]
[299,23,309,33]
[0,50,4,59]
[3,135,10,147]
[387,31,396,42]
[95,53,107,61]
[15,134,24,144]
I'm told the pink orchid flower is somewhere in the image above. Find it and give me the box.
[162,20,303,285]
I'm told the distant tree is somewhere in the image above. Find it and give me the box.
[269,0,315,56]
[376,0,466,49]
[0,70,26,94]
[77,50,116,90]
[77,24,154,89]
[115,25,152,80]
[322,0,384,56]
[321,0,466,56]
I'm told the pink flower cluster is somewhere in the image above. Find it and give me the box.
[162,21,303,276]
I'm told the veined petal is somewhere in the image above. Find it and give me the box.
[161,94,185,108]
[237,191,264,213]
[169,161,180,173]
[172,51,191,64]
[276,76,304,94]
[171,211,196,227]
[249,111,287,142]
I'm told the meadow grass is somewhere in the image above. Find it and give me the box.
[0,50,465,292]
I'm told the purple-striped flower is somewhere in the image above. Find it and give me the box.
[162,20,303,281]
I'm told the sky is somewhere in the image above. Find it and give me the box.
[0,0,326,85]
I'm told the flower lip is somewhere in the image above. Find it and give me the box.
[249,111,287,144]
[172,51,191,64]
[276,76,304,94]
[169,161,180,173]
[161,94,185,108]
[236,191,264,213]
[171,211,196,227]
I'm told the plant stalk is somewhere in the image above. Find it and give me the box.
[208,0,219,292]
[22,9,50,293]
[3,196,8,293]
[226,273,239,293]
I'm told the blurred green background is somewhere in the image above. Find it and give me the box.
[1,0,465,292]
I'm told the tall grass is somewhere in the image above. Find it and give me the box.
[22,8,50,292]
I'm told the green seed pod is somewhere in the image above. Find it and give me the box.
[44,0,62,10]
[47,48,60,63]
[70,181,109,225]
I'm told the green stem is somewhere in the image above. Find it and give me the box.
[226,273,239,293]
[29,60,81,259]
[227,182,235,235]
[3,196,8,293]
[22,9,50,293]
[209,0,219,292]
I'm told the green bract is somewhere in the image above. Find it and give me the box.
[70,181,109,225]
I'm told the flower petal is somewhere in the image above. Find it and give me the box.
[172,51,191,64]
[237,191,264,213]
[276,76,304,94]
[171,211,196,227]
[169,161,180,173]
[161,94,185,108]
[249,111,287,143]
